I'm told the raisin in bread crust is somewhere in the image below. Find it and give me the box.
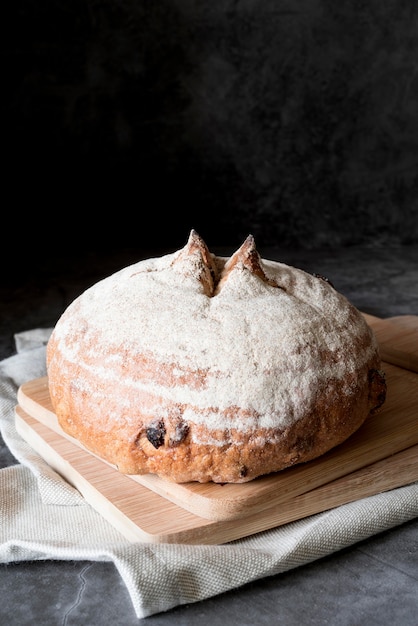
[46,231,386,483]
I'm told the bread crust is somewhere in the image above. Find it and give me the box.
[46,231,386,483]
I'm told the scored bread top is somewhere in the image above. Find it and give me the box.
[47,230,380,442]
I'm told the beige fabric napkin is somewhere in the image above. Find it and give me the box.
[1,329,418,619]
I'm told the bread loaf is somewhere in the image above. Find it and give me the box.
[46,230,386,483]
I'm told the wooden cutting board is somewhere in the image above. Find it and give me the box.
[362,313,418,372]
[16,362,418,523]
[14,315,418,544]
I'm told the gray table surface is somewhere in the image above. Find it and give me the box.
[1,244,417,625]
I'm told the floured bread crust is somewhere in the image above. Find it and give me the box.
[46,230,386,483]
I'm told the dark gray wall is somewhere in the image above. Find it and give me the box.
[6,0,418,255]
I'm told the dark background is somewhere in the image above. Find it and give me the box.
[4,0,418,264]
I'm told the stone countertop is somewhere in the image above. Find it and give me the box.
[1,245,417,625]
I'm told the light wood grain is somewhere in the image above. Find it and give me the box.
[362,313,418,372]
[14,405,418,545]
[14,315,418,543]
[17,354,418,521]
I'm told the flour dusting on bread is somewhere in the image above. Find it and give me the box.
[47,231,386,483]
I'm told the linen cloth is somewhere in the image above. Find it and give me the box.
[1,330,418,619]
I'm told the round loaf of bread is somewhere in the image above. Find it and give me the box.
[46,230,386,483]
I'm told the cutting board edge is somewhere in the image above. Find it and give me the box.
[14,404,418,545]
[16,314,418,522]
[16,359,418,522]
